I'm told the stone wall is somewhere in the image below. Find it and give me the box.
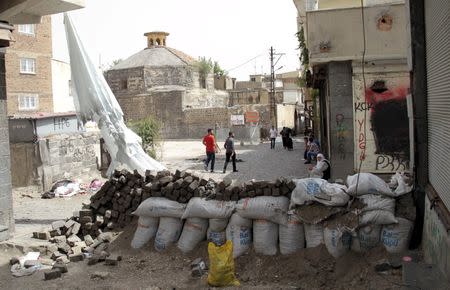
[39,132,100,190]
[144,66,195,88]
[328,61,355,180]
[106,68,145,94]
[5,16,53,115]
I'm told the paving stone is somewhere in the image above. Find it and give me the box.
[69,253,84,262]
[44,269,62,280]
[52,263,68,273]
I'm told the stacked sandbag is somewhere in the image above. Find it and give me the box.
[181,198,236,219]
[290,178,349,208]
[323,227,352,258]
[131,216,159,249]
[253,219,278,255]
[226,213,252,258]
[236,196,289,225]
[279,214,305,255]
[381,217,413,254]
[177,217,208,253]
[351,225,381,253]
[207,218,228,246]
[304,223,324,248]
[154,217,183,252]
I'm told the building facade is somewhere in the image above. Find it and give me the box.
[5,16,53,115]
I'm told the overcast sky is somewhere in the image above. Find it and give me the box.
[52,0,300,81]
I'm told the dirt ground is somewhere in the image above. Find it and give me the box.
[0,139,405,289]
[0,219,404,290]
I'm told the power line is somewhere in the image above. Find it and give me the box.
[226,53,264,72]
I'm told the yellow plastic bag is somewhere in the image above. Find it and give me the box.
[207,240,240,287]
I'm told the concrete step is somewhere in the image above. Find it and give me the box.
[402,261,449,290]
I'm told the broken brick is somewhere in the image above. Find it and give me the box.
[44,269,62,280]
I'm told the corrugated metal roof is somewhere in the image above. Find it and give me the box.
[9,111,77,120]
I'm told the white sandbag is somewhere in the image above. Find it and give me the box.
[154,217,183,252]
[359,194,397,225]
[389,172,413,196]
[290,178,349,208]
[133,197,186,218]
[304,223,324,248]
[346,173,393,196]
[381,217,413,254]
[351,225,381,253]
[323,227,352,258]
[209,218,228,232]
[177,217,208,253]
[253,219,278,255]
[181,197,236,219]
[226,213,252,258]
[131,216,159,249]
[279,214,305,255]
[236,196,289,225]
[207,229,226,246]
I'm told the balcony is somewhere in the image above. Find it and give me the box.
[0,0,85,24]
[306,3,407,65]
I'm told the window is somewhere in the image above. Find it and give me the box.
[20,58,36,74]
[18,24,35,35]
[120,79,127,90]
[18,94,39,111]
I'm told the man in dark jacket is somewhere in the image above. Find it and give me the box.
[223,132,238,173]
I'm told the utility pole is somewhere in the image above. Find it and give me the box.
[269,47,284,129]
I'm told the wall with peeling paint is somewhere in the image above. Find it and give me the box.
[352,62,410,173]
[423,196,450,280]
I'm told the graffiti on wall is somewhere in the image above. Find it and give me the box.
[335,114,347,160]
[354,76,410,172]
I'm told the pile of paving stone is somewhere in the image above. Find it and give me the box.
[32,169,297,266]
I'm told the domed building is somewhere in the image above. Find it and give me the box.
[105,31,229,138]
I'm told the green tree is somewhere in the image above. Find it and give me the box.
[128,116,161,159]
[213,61,227,77]
[296,27,310,88]
[196,57,213,88]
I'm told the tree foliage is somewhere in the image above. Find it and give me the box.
[213,61,227,77]
[196,57,213,77]
[296,27,309,67]
[128,116,161,159]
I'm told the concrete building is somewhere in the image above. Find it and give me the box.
[0,0,85,241]
[105,31,230,139]
[294,0,410,180]
[52,59,74,112]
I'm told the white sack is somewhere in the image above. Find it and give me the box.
[236,196,289,225]
[133,197,186,218]
[351,225,381,253]
[207,229,226,246]
[304,223,324,248]
[359,194,397,225]
[177,217,208,253]
[131,216,159,249]
[323,227,352,258]
[209,218,229,232]
[389,172,413,196]
[181,197,235,219]
[226,213,252,258]
[381,217,413,254]
[279,214,305,255]
[154,217,183,252]
[346,173,393,196]
[64,14,165,176]
[253,219,278,256]
[290,178,349,207]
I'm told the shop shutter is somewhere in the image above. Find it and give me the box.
[425,0,450,209]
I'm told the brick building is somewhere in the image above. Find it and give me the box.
[105,31,230,139]
[5,16,53,115]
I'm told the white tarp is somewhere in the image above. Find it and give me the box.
[64,13,165,176]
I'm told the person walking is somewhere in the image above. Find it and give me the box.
[203,128,217,172]
[223,132,238,173]
[269,126,277,149]
[280,127,287,149]
[309,153,331,180]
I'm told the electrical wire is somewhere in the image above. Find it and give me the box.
[226,53,264,72]
[354,0,368,196]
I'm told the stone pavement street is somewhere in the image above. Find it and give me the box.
[162,137,311,182]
